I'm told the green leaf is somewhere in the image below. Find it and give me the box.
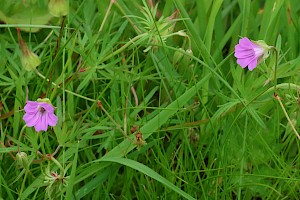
[98,157,196,200]
[0,0,53,32]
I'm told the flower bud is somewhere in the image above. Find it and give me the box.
[182,49,193,64]
[16,152,30,170]
[17,28,41,71]
[48,0,69,17]
[21,51,41,71]
[173,48,193,66]
[135,132,146,150]
[176,30,188,37]
[173,48,184,65]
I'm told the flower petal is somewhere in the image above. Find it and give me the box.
[234,37,271,70]
[47,112,58,127]
[234,49,254,59]
[24,101,39,113]
[237,57,252,68]
[248,58,258,71]
[34,113,48,132]
[253,46,264,58]
[23,100,58,132]
[23,112,40,127]
[238,37,254,47]
[40,103,55,113]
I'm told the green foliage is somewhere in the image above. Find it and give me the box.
[0,0,300,199]
[0,0,53,32]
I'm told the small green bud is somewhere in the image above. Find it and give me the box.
[16,152,29,170]
[173,48,193,65]
[182,49,193,63]
[17,28,41,71]
[21,51,41,71]
[48,0,69,17]
[173,48,184,64]
[176,30,188,37]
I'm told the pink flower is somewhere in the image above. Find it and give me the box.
[23,99,58,132]
[234,37,271,71]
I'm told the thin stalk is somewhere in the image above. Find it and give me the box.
[100,33,148,63]
[272,47,279,94]
[34,69,96,102]
[275,94,300,140]
[52,145,61,157]
[238,115,248,199]
[18,125,27,152]
[98,0,115,32]
[50,156,64,172]
[53,16,66,58]
[19,170,29,198]
[272,47,300,140]
[97,101,126,136]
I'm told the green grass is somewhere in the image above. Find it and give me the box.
[1,0,300,199]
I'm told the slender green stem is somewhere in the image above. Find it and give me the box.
[271,47,300,140]
[34,69,96,102]
[275,95,300,140]
[52,145,61,157]
[262,83,300,96]
[53,16,66,58]
[19,170,28,198]
[50,156,64,172]
[114,0,142,34]
[98,0,114,32]
[100,33,148,63]
[238,115,248,199]
[97,101,126,136]
[272,47,279,94]
[18,125,27,153]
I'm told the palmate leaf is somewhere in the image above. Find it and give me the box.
[0,0,53,32]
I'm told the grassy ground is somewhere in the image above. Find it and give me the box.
[1,0,300,199]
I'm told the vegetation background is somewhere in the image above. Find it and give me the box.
[0,0,300,199]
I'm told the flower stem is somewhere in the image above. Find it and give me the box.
[274,94,300,140]
[50,156,64,172]
[98,0,115,33]
[100,33,148,63]
[19,170,29,197]
[53,16,66,58]
[271,47,300,140]
[52,145,61,157]
[272,47,278,94]
[97,101,126,136]
[34,69,96,102]
[18,125,27,153]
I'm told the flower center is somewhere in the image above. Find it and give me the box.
[39,107,46,114]
[253,46,264,58]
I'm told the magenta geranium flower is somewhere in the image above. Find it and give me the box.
[23,98,58,132]
[234,37,271,71]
